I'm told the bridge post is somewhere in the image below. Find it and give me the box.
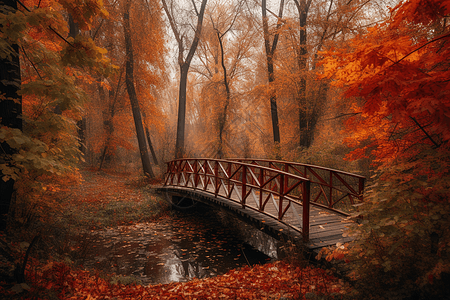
[227,162,232,196]
[164,161,171,185]
[302,180,311,242]
[359,177,365,201]
[202,160,208,191]
[284,164,289,192]
[214,161,219,196]
[193,160,198,188]
[278,173,285,220]
[329,171,333,208]
[241,165,246,208]
[259,168,263,210]
[176,160,182,186]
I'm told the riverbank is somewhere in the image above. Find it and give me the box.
[0,169,349,299]
[56,168,169,229]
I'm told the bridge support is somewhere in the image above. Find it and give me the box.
[302,181,310,242]
[164,191,198,209]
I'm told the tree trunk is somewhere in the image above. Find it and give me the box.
[98,82,111,170]
[262,0,284,158]
[68,14,79,38]
[77,118,86,154]
[162,0,208,159]
[123,2,154,178]
[68,13,87,156]
[0,0,22,230]
[175,64,189,159]
[294,0,312,148]
[98,67,124,170]
[145,127,159,165]
[216,30,230,159]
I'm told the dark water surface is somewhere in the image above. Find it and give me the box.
[80,206,277,285]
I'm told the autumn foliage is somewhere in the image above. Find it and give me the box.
[319,0,450,299]
[2,259,345,299]
[0,0,114,233]
[1,0,110,183]
[320,0,450,164]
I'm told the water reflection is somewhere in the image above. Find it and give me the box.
[80,205,275,285]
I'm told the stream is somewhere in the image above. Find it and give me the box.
[79,205,278,285]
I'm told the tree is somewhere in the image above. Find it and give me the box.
[97,68,126,170]
[123,0,154,177]
[320,0,450,298]
[293,0,313,149]
[162,0,208,159]
[83,0,166,173]
[261,0,284,157]
[0,0,22,229]
[209,0,244,158]
[269,0,385,153]
[0,0,109,229]
[188,0,259,158]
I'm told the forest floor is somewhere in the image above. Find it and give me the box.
[0,168,349,299]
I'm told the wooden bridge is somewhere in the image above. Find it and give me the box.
[158,158,365,251]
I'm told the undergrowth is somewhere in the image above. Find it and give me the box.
[0,168,169,293]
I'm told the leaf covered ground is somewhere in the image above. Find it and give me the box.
[0,169,348,299]
[3,259,345,299]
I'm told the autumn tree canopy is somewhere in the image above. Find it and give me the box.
[320,0,450,298]
[0,0,111,228]
[321,0,450,164]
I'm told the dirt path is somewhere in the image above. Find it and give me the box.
[58,169,166,228]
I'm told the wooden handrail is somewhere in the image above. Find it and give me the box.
[164,158,312,241]
[228,158,365,211]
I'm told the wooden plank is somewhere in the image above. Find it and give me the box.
[310,220,349,229]
[311,217,341,224]
[310,224,350,234]
[311,231,352,240]
[310,220,346,229]
[310,227,349,239]
[308,236,354,250]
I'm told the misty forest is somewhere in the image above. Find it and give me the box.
[0,0,449,299]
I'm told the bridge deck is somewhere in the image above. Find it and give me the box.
[160,185,353,251]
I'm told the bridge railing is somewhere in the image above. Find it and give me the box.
[164,158,312,240]
[229,158,365,213]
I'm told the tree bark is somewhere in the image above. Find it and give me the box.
[68,13,87,156]
[294,0,313,149]
[175,64,189,159]
[98,81,112,170]
[215,30,230,159]
[162,0,208,159]
[68,14,79,38]
[123,1,154,177]
[98,83,114,171]
[262,0,284,157]
[98,68,123,170]
[0,0,22,230]
[145,127,159,165]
